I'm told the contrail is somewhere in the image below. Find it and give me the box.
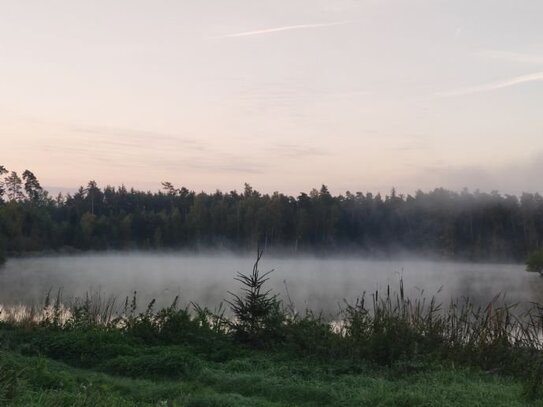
[216,21,348,38]
[436,72,543,97]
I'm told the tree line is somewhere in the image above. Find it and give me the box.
[1,165,542,261]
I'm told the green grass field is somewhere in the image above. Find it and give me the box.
[1,328,540,407]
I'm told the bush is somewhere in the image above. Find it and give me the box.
[121,295,226,351]
[527,249,543,275]
[282,316,343,359]
[26,330,138,367]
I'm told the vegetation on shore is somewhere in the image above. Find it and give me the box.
[2,165,543,261]
[527,249,543,275]
[2,252,543,405]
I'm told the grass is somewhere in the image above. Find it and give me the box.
[2,250,543,405]
[1,341,541,406]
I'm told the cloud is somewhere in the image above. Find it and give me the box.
[479,50,543,65]
[70,125,203,150]
[436,72,543,97]
[385,134,432,153]
[185,158,266,174]
[387,141,429,152]
[33,124,211,173]
[266,143,330,158]
[215,21,349,38]
[414,152,543,195]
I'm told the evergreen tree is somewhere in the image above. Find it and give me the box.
[4,171,24,202]
[22,170,44,202]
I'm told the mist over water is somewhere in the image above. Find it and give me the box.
[0,252,540,315]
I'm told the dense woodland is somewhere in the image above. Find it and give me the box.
[1,165,542,262]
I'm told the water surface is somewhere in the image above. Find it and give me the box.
[0,253,538,314]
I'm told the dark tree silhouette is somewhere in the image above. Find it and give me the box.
[1,166,543,261]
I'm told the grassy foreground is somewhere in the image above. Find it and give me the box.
[2,253,543,406]
[0,329,539,407]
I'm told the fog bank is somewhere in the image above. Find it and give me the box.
[0,252,537,315]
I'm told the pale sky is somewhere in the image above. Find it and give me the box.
[1,0,543,195]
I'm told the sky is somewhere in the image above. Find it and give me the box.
[1,0,543,196]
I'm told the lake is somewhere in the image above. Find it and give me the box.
[0,252,539,315]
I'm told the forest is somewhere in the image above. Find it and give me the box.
[1,165,543,261]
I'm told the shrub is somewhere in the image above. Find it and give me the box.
[282,315,343,359]
[26,330,138,367]
[226,250,285,347]
[527,249,543,275]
